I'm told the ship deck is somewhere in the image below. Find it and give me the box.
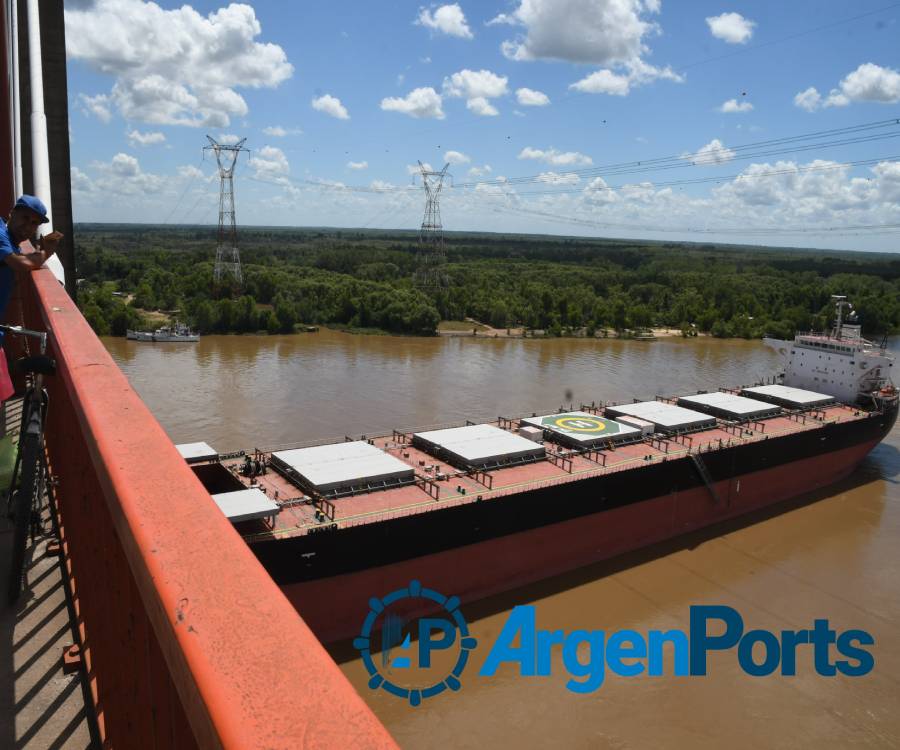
[219,399,873,544]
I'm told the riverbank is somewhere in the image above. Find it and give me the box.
[437,319,707,339]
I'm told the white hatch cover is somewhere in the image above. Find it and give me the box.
[677,392,780,420]
[211,488,280,523]
[741,384,835,408]
[604,401,716,433]
[271,440,415,493]
[175,441,218,464]
[413,423,545,469]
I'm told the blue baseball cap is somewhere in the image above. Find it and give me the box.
[14,195,50,223]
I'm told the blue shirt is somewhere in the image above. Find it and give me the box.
[0,221,22,326]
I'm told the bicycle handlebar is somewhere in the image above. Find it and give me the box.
[0,324,47,355]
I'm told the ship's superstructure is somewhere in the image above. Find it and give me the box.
[765,295,894,405]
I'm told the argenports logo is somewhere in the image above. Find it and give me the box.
[353,580,477,706]
[356,586,875,704]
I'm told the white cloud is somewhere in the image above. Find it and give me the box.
[312,94,349,120]
[494,0,661,65]
[583,176,617,204]
[381,87,445,119]
[370,179,396,191]
[794,87,822,111]
[177,164,205,180]
[347,160,368,170]
[444,69,509,99]
[216,133,241,145]
[794,64,900,113]
[78,93,112,123]
[706,12,755,44]
[70,166,95,193]
[91,152,166,195]
[126,129,166,146]
[250,145,290,178]
[467,164,492,178]
[407,162,434,175]
[416,3,473,39]
[466,97,499,116]
[684,139,735,165]
[718,98,753,113]
[829,63,900,104]
[519,146,592,167]
[445,150,470,164]
[444,69,508,115]
[65,1,293,127]
[263,125,302,137]
[570,58,682,96]
[516,87,550,106]
[537,171,580,185]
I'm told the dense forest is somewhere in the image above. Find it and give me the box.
[73,225,900,339]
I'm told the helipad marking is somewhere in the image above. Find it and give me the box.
[553,416,607,433]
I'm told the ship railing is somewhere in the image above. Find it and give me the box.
[15,271,396,749]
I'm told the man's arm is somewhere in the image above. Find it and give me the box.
[4,231,61,272]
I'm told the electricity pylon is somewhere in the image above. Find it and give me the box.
[204,135,248,287]
[413,161,450,289]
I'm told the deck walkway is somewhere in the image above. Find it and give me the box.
[0,398,95,749]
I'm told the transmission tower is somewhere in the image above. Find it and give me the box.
[413,161,451,289]
[204,135,248,287]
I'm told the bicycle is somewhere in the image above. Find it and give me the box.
[2,323,56,605]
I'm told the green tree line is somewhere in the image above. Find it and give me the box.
[73,226,900,339]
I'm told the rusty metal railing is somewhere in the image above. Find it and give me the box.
[18,269,396,749]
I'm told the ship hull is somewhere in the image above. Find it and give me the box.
[251,403,896,643]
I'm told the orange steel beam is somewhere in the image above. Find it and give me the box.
[22,269,397,749]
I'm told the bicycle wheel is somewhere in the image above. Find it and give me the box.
[7,428,43,605]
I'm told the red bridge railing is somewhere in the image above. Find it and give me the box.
[18,269,396,749]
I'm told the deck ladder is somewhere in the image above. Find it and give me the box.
[689,453,722,505]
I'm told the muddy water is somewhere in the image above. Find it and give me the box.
[103,331,900,749]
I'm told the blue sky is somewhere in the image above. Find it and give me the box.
[64,1,900,251]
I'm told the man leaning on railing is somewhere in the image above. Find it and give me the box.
[0,195,62,400]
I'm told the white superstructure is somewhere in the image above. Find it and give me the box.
[764,296,894,405]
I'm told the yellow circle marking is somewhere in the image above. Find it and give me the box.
[554,416,607,433]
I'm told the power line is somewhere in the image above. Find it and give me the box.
[453,118,900,188]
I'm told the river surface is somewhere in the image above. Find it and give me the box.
[103,330,900,749]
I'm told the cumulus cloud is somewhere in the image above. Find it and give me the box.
[467,164,492,178]
[516,87,550,106]
[684,139,735,165]
[466,97,499,116]
[519,146,592,167]
[312,94,349,120]
[65,1,293,127]
[381,87,445,119]
[444,69,509,99]
[718,98,753,113]
[445,150,470,164]
[126,129,166,146]
[706,12,755,44]
[829,63,900,104]
[794,87,822,111]
[216,133,241,145]
[416,3,473,39]
[78,93,112,122]
[249,145,290,178]
[794,64,900,112]
[444,68,508,115]
[570,58,682,96]
[347,160,368,170]
[493,0,661,64]
[263,125,302,137]
[91,152,166,194]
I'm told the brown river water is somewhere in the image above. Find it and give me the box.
[103,330,900,749]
